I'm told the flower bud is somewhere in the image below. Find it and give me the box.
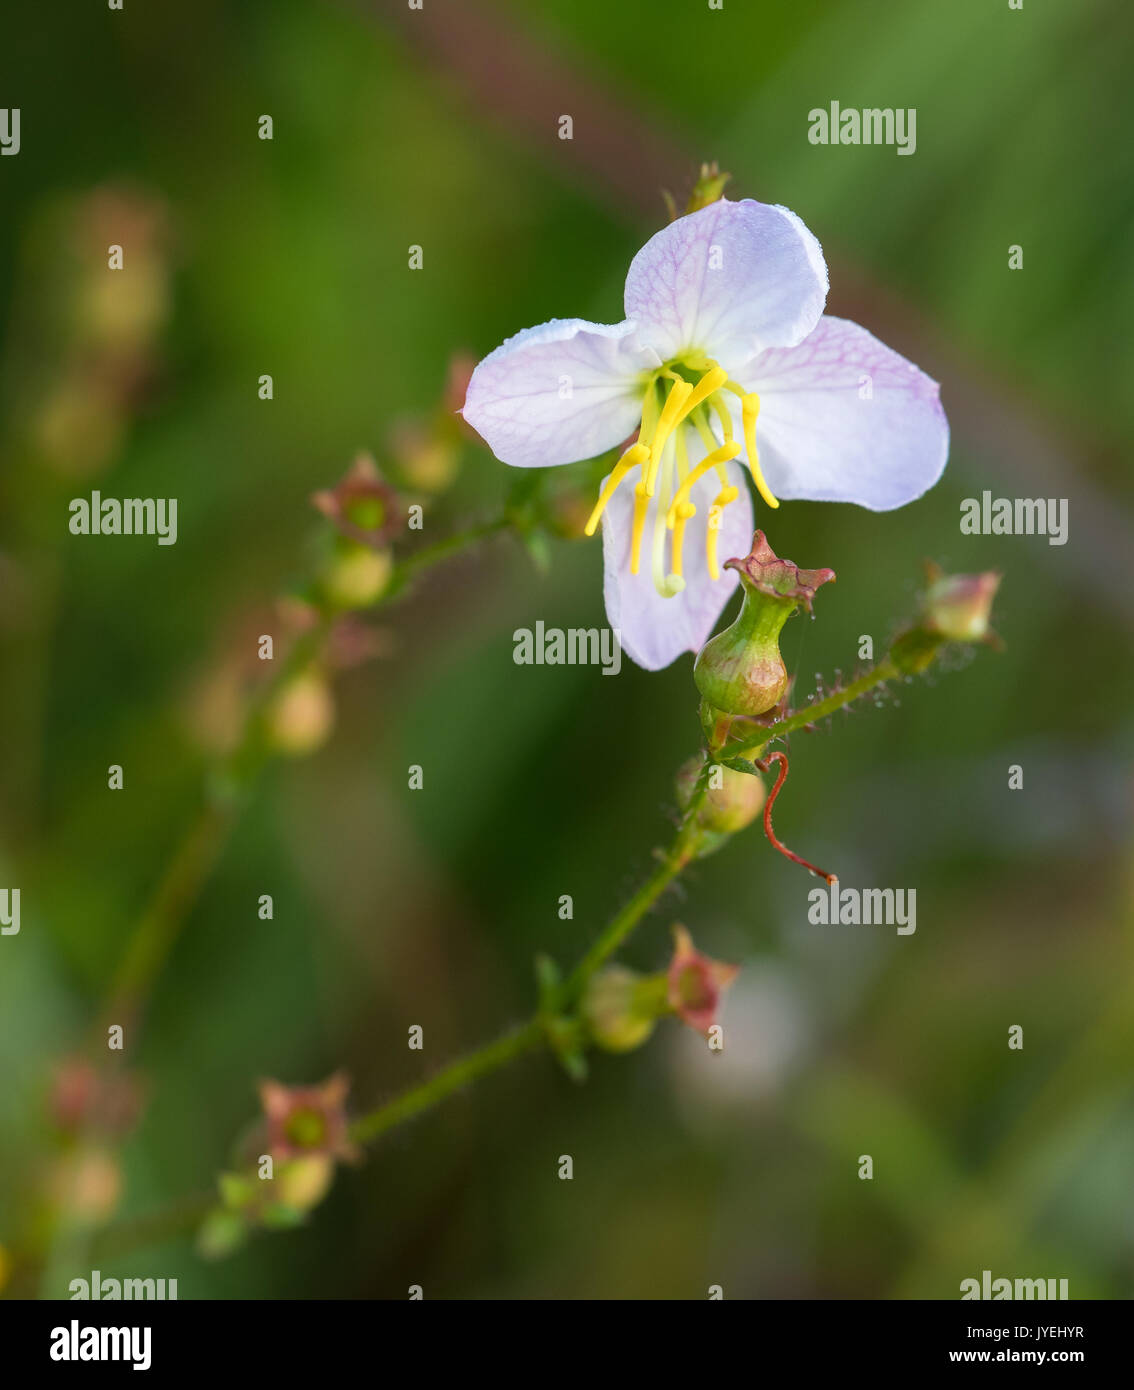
[50,1147,123,1225]
[49,1056,144,1138]
[694,531,835,717]
[320,539,393,609]
[667,926,739,1034]
[389,420,460,493]
[891,565,1002,674]
[274,1155,335,1212]
[311,454,399,549]
[264,671,334,756]
[675,755,765,836]
[258,1072,358,1163]
[580,966,665,1053]
[922,567,1001,643]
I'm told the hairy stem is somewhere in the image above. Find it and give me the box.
[730,656,901,761]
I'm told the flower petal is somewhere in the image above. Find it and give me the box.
[461,317,659,468]
[601,457,753,672]
[623,199,828,376]
[740,316,949,510]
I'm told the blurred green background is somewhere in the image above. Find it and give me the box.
[2,0,1132,1298]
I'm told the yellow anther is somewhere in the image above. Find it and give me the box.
[629,482,651,574]
[665,440,741,527]
[741,392,780,509]
[682,365,728,417]
[705,485,740,580]
[583,442,650,536]
[669,500,696,578]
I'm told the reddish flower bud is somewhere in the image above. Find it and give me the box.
[49,1057,144,1139]
[666,926,739,1034]
[258,1072,358,1163]
[311,454,399,550]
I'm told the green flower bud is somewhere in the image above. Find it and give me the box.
[321,540,393,609]
[694,531,835,717]
[264,671,335,756]
[580,966,666,1053]
[675,755,765,835]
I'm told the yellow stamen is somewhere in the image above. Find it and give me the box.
[643,378,692,494]
[674,420,690,483]
[583,442,650,536]
[669,500,696,578]
[705,484,739,580]
[651,437,684,596]
[665,440,741,527]
[629,482,650,574]
[643,365,727,494]
[741,392,780,509]
[710,395,735,444]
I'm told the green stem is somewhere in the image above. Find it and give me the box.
[348,1020,544,1146]
[349,776,709,1142]
[382,514,512,599]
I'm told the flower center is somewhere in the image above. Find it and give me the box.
[284,1106,329,1150]
[583,358,780,599]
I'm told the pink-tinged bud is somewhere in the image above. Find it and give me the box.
[666,926,739,1034]
[49,1057,145,1138]
[922,566,1001,644]
[891,565,1003,674]
[580,966,665,1053]
[264,670,334,756]
[258,1072,359,1163]
[311,454,400,550]
[675,755,765,836]
[694,532,835,718]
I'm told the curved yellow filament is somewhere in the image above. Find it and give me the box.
[705,484,740,580]
[741,392,780,509]
[583,442,650,536]
[665,440,741,528]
